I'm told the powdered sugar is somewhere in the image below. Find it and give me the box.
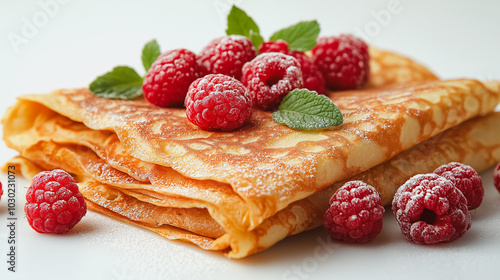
[392,173,471,244]
[241,52,303,110]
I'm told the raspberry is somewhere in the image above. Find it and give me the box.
[25,169,87,234]
[258,39,289,53]
[312,34,370,90]
[143,49,205,107]
[185,74,252,131]
[0,181,3,200]
[259,41,326,94]
[288,52,326,95]
[494,163,500,193]
[392,174,471,245]
[241,53,303,111]
[198,35,256,80]
[434,162,484,210]
[324,181,384,243]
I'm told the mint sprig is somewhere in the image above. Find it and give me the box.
[226,6,320,52]
[89,40,161,100]
[89,66,144,100]
[142,39,161,71]
[270,20,320,51]
[226,5,264,49]
[272,89,343,130]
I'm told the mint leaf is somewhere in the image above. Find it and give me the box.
[272,89,343,130]
[142,39,161,71]
[270,20,320,51]
[226,5,264,49]
[248,29,264,50]
[89,66,144,100]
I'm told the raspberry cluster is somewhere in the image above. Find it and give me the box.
[392,173,471,244]
[391,162,484,245]
[325,162,488,245]
[142,33,370,131]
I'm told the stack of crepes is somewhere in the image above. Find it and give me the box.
[3,48,500,258]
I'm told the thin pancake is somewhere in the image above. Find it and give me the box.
[6,112,500,257]
[4,79,500,232]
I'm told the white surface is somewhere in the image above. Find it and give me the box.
[1,0,499,279]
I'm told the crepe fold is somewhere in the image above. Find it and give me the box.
[3,48,500,258]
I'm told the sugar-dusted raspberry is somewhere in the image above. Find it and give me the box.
[494,163,500,193]
[198,35,256,80]
[288,52,326,95]
[392,173,471,245]
[312,34,370,90]
[259,40,326,95]
[258,40,289,54]
[185,74,252,131]
[25,169,87,234]
[143,49,205,107]
[324,181,384,243]
[241,53,303,111]
[434,162,484,210]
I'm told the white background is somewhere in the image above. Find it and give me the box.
[1,0,500,279]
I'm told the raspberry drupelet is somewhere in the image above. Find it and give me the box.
[312,34,370,90]
[25,169,87,234]
[241,52,303,111]
[185,74,252,131]
[198,35,256,80]
[392,173,471,245]
[143,49,205,107]
[324,181,385,243]
[434,162,484,210]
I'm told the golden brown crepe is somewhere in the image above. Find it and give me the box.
[3,48,499,258]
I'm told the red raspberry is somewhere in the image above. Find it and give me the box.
[198,35,256,80]
[241,53,303,111]
[289,52,326,95]
[25,169,87,234]
[259,41,326,95]
[258,39,289,53]
[324,181,384,243]
[434,162,484,210]
[392,174,471,245]
[312,34,370,90]
[143,49,205,107]
[0,181,3,200]
[494,163,500,193]
[185,74,252,131]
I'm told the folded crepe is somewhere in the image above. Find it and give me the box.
[3,49,500,258]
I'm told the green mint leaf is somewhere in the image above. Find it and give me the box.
[89,66,144,100]
[248,29,264,50]
[142,39,161,71]
[272,89,343,130]
[226,5,263,49]
[270,20,320,51]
